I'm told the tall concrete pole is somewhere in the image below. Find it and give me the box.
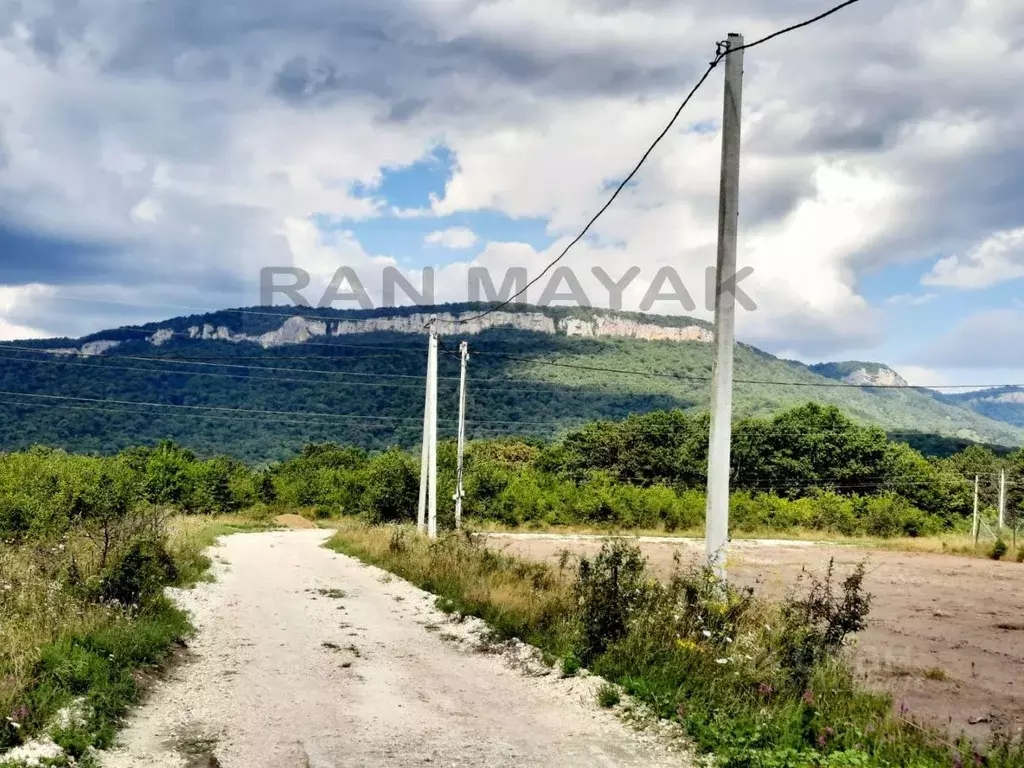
[417,321,434,534]
[427,320,439,539]
[705,33,745,581]
[454,341,469,530]
[972,475,980,546]
[999,469,1006,531]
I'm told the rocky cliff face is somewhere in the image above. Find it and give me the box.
[839,367,909,388]
[39,310,714,355]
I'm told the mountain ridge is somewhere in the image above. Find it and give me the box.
[2,302,1021,460]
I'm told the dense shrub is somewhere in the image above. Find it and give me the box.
[358,449,420,524]
[99,538,179,606]
[575,539,650,662]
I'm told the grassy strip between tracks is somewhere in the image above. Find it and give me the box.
[326,519,1024,768]
[0,514,273,767]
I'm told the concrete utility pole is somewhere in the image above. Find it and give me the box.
[418,317,439,536]
[417,325,432,534]
[453,341,469,530]
[427,319,439,539]
[704,33,745,581]
[973,475,980,550]
[999,469,1006,531]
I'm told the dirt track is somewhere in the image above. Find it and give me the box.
[100,531,683,768]
[488,534,1024,744]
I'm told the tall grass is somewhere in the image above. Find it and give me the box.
[327,521,1024,768]
[0,512,272,762]
[327,521,577,654]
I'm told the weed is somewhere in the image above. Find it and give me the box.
[435,596,458,614]
[597,683,621,708]
[778,560,872,688]
[924,667,950,682]
[561,653,582,678]
[316,589,347,600]
[322,642,341,651]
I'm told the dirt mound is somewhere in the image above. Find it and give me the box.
[274,514,317,530]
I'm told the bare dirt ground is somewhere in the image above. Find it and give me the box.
[99,530,685,768]
[487,534,1024,745]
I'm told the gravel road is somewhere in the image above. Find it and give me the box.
[99,530,684,768]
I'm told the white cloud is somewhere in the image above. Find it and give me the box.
[0,285,53,340]
[887,292,938,306]
[923,227,1024,289]
[1,0,1024,363]
[424,227,479,249]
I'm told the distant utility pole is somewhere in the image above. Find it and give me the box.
[453,341,469,530]
[418,317,439,537]
[704,33,745,581]
[973,475,980,551]
[999,469,1006,531]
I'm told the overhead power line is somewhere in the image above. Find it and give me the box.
[3,339,1016,392]
[0,390,433,424]
[466,350,1012,391]
[0,398,415,429]
[456,0,866,326]
[728,0,864,56]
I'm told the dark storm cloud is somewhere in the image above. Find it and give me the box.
[90,0,703,106]
[0,224,121,283]
[744,171,815,227]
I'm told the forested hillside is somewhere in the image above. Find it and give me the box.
[940,387,1024,428]
[0,304,1019,461]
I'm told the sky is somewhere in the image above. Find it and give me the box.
[1,0,1023,388]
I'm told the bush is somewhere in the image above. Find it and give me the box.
[860,494,938,538]
[779,560,872,687]
[575,540,651,663]
[359,449,420,524]
[561,652,581,677]
[991,539,1008,561]
[100,538,179,606]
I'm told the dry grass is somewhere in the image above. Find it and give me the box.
[325,520,576,652]
[0,543,123,724]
